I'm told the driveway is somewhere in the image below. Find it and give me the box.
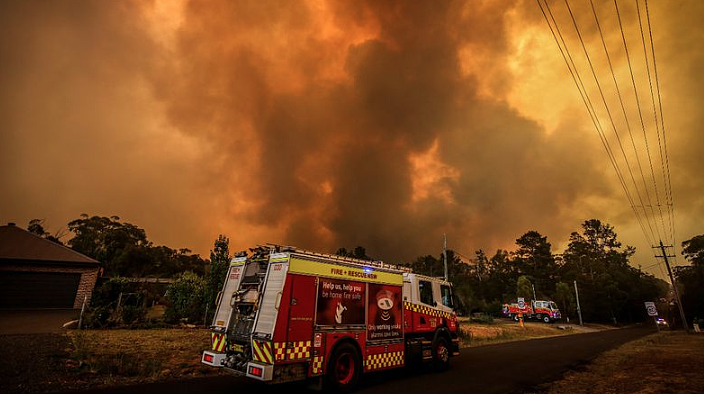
[0,309,79,335]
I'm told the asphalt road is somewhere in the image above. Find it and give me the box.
[68,326,652,394]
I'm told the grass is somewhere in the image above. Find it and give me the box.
[68,328,219,386]
[526,331,704,394]
[458,320,575,348]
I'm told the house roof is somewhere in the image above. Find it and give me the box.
[0,223,99,265]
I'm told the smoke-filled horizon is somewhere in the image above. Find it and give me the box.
[1,1,703,276]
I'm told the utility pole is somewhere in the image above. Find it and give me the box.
[531,283,537,301]
[574,280,583,326]
[655,241,689,333]
[443,233,448,282]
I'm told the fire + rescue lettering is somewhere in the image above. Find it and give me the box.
[330,267,378,280]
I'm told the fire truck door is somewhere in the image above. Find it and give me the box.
[286,275,316,345]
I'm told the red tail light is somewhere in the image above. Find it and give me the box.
[203,354,214,363]
[249,365,263,377]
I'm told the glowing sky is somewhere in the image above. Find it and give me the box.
[1,1,702,277]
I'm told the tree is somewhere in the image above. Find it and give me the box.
[513,231,557,298]
[205,235,230,321]
[336,246,372,260]
[554,282,575,319]
[27,219,64,244]
[559,219,662,323]
[68,215,148,275]
[516,275,533,301]
[66,214,206,277]
[676,234,704,323]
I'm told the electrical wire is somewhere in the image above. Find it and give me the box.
[614,0,669,249]
[538,0,653,247]
[589,0,660,243]
[644,0,677,257]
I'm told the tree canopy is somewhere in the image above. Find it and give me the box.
[676,234,704,323]
[66,214,206,277]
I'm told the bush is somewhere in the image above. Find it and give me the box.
[81,306,113,329]
[91,277,130,309]
[120,305,146,325]
[165,271,206,323]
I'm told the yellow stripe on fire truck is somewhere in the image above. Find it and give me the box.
[273,342,286,361]
[251,339,273,364]
[272,341,312,361]
[365,351,404,370]
[311,356,324,375]
[211,333,226,352]
[286,341,311,360]
[404,301,453,319]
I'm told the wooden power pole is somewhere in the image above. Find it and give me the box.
[655,241,689,333]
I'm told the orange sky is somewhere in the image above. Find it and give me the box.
[1,0,702,278]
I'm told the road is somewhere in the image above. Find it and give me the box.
[67,326,652,394]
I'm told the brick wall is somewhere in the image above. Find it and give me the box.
[1,263,101,308]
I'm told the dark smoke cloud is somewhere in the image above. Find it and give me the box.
[154,0,609,261]
[1,0,702,273]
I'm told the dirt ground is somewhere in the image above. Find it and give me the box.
[527,331,704,394]
[0,329,221,394]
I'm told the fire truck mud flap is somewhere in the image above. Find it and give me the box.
[202,351,227,367]
[246,361,274,381]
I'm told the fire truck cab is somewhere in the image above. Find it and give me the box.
[202,245,459,391]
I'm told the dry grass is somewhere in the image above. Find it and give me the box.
[527,331,704,394]
[459,321,575,347]
[68,328,221,386]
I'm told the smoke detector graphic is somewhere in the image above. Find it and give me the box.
[376,290,394,321]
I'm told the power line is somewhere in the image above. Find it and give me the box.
[537,0,653,247]
[589,0,661,243]
[614,0,669,248]
[536,0,677,277]
[644,0,676,254]
[635,0,675,248]
[562,0,656,245]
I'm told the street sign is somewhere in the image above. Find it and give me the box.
[644,301,658,317]
[518,297,525,309]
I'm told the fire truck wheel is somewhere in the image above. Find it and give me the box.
[543,315,551,324]
[431,336,450,371]
[513,314,519,322]
[326,343,361,393]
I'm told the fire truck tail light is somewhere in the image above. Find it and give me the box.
[203,354,214,363]
[249,365,263,377]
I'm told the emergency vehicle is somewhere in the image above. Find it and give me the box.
[202,245,459,390]
[502,300,561,323]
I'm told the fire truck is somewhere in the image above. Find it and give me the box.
[201,245,459,390]
[502,300,561,323]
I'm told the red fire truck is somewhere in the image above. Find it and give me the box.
[202,245,459,390]
[502,300,561,323]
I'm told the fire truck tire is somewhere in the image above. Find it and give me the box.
[325,342,361,393]
[542,315,551,323]
[431,336,450,371]
[513,314,520,322]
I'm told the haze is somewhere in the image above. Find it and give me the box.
[1,0,702,277]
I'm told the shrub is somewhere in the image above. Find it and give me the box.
[81,305,113,329]
[91,277,130,309]
[165,271,206,323]
[120,305,146,325]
